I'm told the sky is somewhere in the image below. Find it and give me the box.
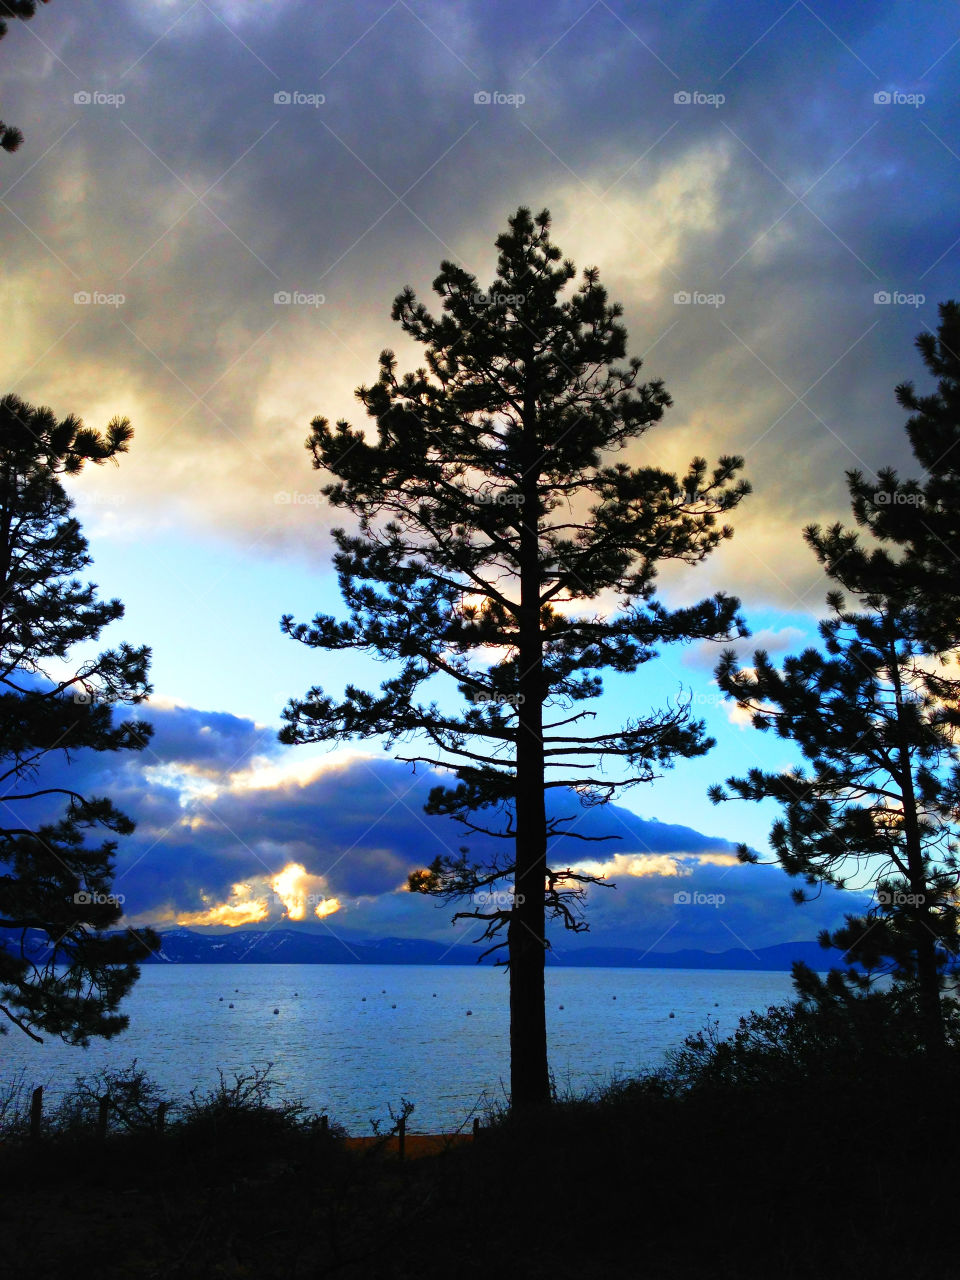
[2,0,957,955]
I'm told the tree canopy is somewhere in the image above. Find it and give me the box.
[710,307,960,1052]
[0,392,157,1044]
[281,207,750,1105]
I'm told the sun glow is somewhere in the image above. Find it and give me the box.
[176,862,342,927]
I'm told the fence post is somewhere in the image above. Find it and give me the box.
[319,1113,328,1134]
[397,1114,405,1162]
[97,1096,110,1141]
[156,1101,168,1135]
[473,1117,481,1142]
[29,1086,42,1140]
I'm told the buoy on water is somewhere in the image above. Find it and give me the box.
[273,1008,279,1015]
[669,1012,675,1018]
[228,1003,234,1009]
[465,1010,473,1016]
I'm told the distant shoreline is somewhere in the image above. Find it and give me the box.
[129,928,853,973]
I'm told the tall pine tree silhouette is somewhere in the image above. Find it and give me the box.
[710,308,960,1053]
[809,300,960,683]
[281,208,750,1108]
[0,393,157,1044]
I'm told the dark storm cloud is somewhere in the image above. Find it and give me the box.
[2,0,956,603]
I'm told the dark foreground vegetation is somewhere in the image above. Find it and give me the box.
[3,983,959,1280]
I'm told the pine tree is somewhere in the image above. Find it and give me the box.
[809,300,960,672]
[0,1,49,153]
[710,557,960,1052]
[281,207,750,1108]
[0,392,157,1045]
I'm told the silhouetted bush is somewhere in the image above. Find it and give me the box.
[663,976,960,1094]
[49,1059,173,1137]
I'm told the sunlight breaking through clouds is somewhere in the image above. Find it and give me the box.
[176,861,341,927]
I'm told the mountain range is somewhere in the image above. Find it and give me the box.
[131,927,851,972]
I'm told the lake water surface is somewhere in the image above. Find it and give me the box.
[1,965,798,1132]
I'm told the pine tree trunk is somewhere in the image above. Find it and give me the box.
[508,380,550,1111]
[889,625,945,1054]
[509,695,548,1106]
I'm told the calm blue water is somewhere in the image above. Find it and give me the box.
[0,965,797,1132]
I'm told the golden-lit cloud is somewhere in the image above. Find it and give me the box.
[271,861,341,921]
[176,880,269,927]
[569,850,740,881]
[175,861,341,927]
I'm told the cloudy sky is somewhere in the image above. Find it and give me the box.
[2,0,955,953]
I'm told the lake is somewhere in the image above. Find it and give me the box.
[1,964,798,1132]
